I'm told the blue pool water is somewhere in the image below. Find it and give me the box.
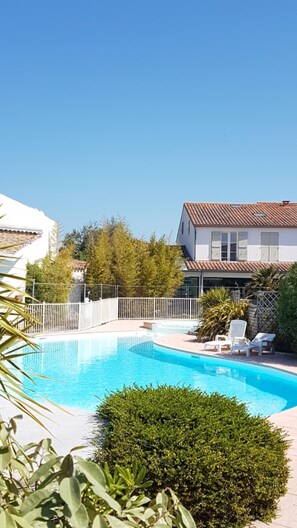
[19,332,297,416]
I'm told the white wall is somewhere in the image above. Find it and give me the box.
[190,226,297,262]
[247,228,297,261]
[0,194,57,285]
[176,206,196,259]
[194,228,211,260]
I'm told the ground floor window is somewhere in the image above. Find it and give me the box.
[174,277,199,298]
[203,277,249,298]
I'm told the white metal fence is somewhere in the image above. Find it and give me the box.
[26,297,200,334]
[118,297,200,320]
[27,298,118,334]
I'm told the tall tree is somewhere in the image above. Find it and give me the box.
[145,235,184,297]
[27,246,74,303]
[111,222,138,297]
[135,239,158,297]
[85,228,113,299]
[62,221,101,260]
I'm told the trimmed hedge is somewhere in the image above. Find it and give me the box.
[95,385,289,528]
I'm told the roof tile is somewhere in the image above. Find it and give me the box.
[185,260,293,273]
[184,201,297,228]
[0,229,42,253]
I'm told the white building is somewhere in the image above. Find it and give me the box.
[177,201,297,296]
[0,193,57,290]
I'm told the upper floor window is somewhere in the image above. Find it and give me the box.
[211,231,247,262]
[181,221,184,235]
[261,232,279,262]
[188,220,190,235]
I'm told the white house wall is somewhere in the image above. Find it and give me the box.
[246,228,297,262]
[177,206,195,259]
[0,194,57,289]
[189,227,297,263]
[194,228,210,260]
[0,194,57,263]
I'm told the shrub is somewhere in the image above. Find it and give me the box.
[197,299,249,340]
[95,385,289,528]
[245,266,284,298]
[278,263,297,353]
[200,287,232,310]
[0,416,195,528]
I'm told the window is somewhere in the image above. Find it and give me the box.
[181,221,184,235]
[261,232,279,262]
[188,220,190,235]
[211,231,247,262]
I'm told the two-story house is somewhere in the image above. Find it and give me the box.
[177,201,297,297]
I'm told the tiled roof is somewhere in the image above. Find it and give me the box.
[71,259,88,271]
[184,201,297,228]
[184,260,293,273]
[0,228,42,254]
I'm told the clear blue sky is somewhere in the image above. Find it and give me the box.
[1,1,297,241]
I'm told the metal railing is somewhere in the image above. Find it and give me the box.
[27,298,118,334]
[118,297,200,320]
[26,297,200,334]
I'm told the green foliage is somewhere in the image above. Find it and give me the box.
[199,287,232,311]
[68,217,184,298]
[95,385,289,528]
[86,228,113,299]
[137,235,184,297]
[0,417,195,528]
[111,222,139,297]
[278,263,297,353]
[0,250,54,421]
[245,266,284,297]
[62,221,101,260]
[26,246,74,303]
[197,287,249,340]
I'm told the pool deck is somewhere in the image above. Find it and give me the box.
[2,319,297,528]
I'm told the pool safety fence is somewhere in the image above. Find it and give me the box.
[118,297,201,320]
[27,298,118,333]
[26,297,200,334]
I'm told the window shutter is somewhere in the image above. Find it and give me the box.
[261,232,270,262]
[211,232,221,260]
[269,232,279,262]
[238,232,247,261]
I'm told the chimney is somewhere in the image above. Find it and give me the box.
[281,200,290,206]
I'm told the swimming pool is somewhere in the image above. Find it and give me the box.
[19,332,297,416]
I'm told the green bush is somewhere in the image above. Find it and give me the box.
[200,287,232,310]
[95,385,289,528]
[278,263,297,353]
[197,299,249,340]
[0,416,195,528]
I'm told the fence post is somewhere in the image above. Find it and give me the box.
[32,279,35,303]
[78,302,82,331]
[42,302,45,331]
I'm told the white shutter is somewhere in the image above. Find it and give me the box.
[269,232,279,262]
[238,232,248,261]
[261,232,270,262]
[211,232,221,261]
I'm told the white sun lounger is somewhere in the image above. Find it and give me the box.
[203,319,247,353]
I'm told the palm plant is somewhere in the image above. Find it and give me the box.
[245,266,284,297]
[200,287,232,311]
[0,246,51,424]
